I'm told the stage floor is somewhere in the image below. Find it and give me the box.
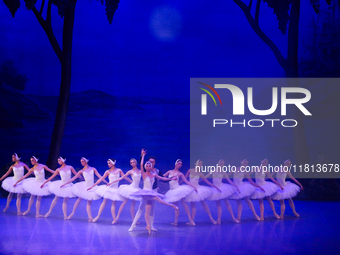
[0,197,339,254]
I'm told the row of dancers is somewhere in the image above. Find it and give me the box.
[0,151,303,234]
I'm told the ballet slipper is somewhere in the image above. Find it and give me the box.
[23,210,30,216]
[216,219,221,224]
[254,214,261,221]
[146,226,151,235]
[209,216,217,225]
[128,225,136,232]
[151,227,158,232]
[88,217,93,222]
[36,214,44,218]
[232,217,240,223]
[92,216,100,223]
[3,206,9,212]
[186,220,196,226]
[112,218,118,224]
[17,212,23,216]
[293,212,300,217]
[236,218,241,222]
[67,213,74,220]
[45,212,51,218]
[274,213,280,219]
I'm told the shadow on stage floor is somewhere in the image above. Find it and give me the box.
[0,197,340,254]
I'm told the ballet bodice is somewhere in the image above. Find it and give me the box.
[60,170,71,184]
[34,169,45,182]
[169,175,180,190]
[276,172,287,186]
[13,166,24,181]
[143,176,155,191]
[233,171,244,186]
[189,175,200,188]
[108,171,120,188]
[212,172,224,187]
[130,172,141,188]
[255,170,266,186]
[83,169,94,187]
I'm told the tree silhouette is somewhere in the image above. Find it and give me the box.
[3,0,120,168]
[232,0,339,165]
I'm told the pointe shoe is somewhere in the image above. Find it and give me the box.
[232,217,240,223]
[186,220,196,226]
[92,216,100,223]
[274,213,280,219]
[171,222,178,226]
[216,219,221,224]
[23,210,30,216]
[3,206,9,212]
[210,217,217,225]
[128,225,136,232]
[280,215,284,219]
[17,212,23,216]
[260,217,264,221]
[45,212,51,218]
[112,218,118,224]
[172,205,179,210]
[236,218,241,222]
[293,212,300,217]
[146,226,151,235]
[254,214,261,221]
[36,214,44,218]
[66,213,74,220]
[151,226,158,232]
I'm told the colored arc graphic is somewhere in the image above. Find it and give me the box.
[198,88,217,106]
[197,82,222,106]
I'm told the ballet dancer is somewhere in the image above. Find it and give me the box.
[128,149,178,234]
[205,159,240,224]
[0,153,30,215]
[87,158,132,223]
[40,156,79,219]
[14,156,55,217]
[163,159,198,226]
[61,157,104,221]
[105,158,142,224]
[271,159,303,218]
[249,159,284,220]
[184,160,221,225]
[228,159,265,221]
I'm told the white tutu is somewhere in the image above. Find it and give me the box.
[229,181,256,199]
[48,181,76,198]
[185,185,213,202]
[95,185,124,201]
[164,185,194,203]
[130,189,165,200]
[118,185,141,201]
[271,181,300,200]
[208,184,237,201]
[22,178,51,196]
[71,182,101,200]
[1,177,26,194]
[250,181,279,199]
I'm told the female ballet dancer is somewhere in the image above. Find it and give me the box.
[163,159,198,226]
[14,156,55,217]
[184,160,221,225]
[105,158,142,224]
[205,159,240,224]
[40,156,79,219]
[128,149,178,234]
[0,153,30,215]
[87,158,132,223]
[271,159,303,218]
[228,159,264,221]
[60,157,104,221]
[249,159,284,220]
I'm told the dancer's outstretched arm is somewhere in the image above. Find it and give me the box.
[42,165,55,174]
[119,169,132,183]
[178,173,198,192]
[93,168,108,184]
[41,169,60,188]
[223,173,240,193]
[287,172,304,190]
[88,170,109,190]
[106,170,133,186]
[245,173,265,192]
[13,169,34,187]
[60,170,83,188]
[199,173,221,192]
[0,166,14,182]
[265,172,284,191]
